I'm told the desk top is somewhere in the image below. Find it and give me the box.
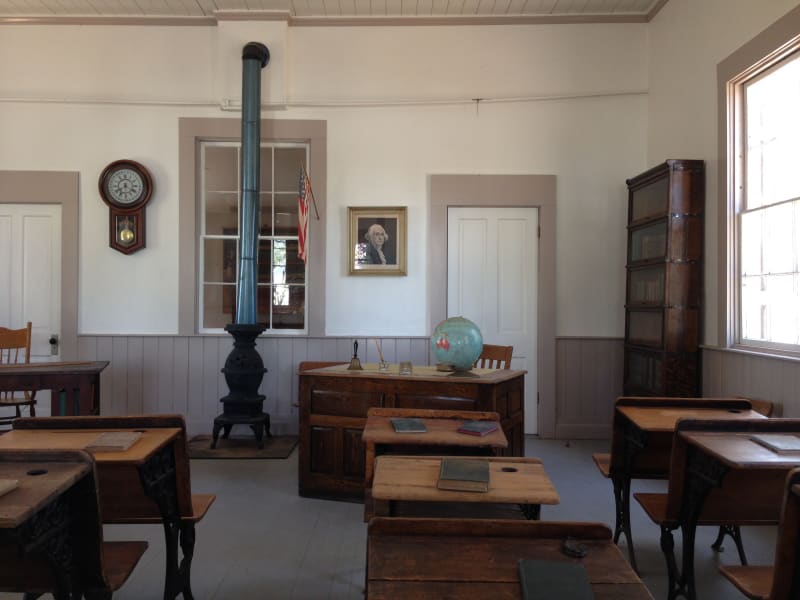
[367,518,652,600]
[618,406,764,432]
[0,461,90,528]
[363,416,508,448]
[0,361,109,376]
[682,431,800,469]
[372,456,559,505]
[0,428,180,464]
[301,363,525,384]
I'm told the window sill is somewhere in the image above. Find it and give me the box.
[701,344,800,364]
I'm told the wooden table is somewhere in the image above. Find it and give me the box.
[0,451,93,596]
[606,397,761,571]
[0,420,196,600]
[652,419,800,600]
[366,518,654,599]
[362,412,508,485]
[299,363,525,500]
[0,361,108,416]
[372,455,559,520]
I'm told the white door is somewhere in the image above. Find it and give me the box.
[0,204,62,361]
[447,207,538,433]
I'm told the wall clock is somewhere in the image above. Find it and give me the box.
[98,159,154,254]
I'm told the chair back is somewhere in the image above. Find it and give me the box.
[770,468,800,600]
[474,344,513,369]
[0,322,34,404]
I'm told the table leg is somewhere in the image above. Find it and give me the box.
[139,443,191,600]
[616,419,648,573]
[660,445,728,600]
[519,504,541,520]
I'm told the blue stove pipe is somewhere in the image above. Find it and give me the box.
[236,42,270,324]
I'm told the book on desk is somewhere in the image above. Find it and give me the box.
[751,433,800,454]
[457,420,499,436]
[437,458,490,492]
[390,418,427,433]
[85,431,143,452]
[518,559,595,600]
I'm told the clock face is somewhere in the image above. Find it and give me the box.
[106,168,144,205]
[98,159,153,210]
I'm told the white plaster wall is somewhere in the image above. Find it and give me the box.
[647,0,800,345]
[0,21,648,336]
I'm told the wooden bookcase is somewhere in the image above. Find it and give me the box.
[623,160,704,396]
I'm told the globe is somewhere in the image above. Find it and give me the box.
[431,316,483,372]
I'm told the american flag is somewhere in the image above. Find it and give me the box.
[298,168,311,263]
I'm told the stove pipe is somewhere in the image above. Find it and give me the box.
[236,41,270,324]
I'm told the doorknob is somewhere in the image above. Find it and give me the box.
[49,334,59,355]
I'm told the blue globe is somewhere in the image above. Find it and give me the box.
[431,316,483,372]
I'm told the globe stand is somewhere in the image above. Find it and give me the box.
[449,368,479,378]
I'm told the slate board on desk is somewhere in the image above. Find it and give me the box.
[390,418,427,433]
[518,559,595,600]
[437,458,489,492]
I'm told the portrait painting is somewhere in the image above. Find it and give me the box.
[348,206,407,275]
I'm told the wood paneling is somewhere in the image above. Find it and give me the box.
[556,337,624,439]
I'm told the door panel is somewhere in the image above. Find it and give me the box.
[0,204,61,361]
[448,207,538,433]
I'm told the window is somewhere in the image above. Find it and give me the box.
[177,117,326,337]
[732,49,800,351]
[199,141,308,333]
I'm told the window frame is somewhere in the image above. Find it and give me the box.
[179,117,326,337]
[717,6,800,356]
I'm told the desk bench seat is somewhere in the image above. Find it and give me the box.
[103,541,151,590]
[718,565,772,600]
[105,493,216,525]
[592,452,610,477]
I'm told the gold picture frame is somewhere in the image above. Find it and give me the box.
[348,206,407,276]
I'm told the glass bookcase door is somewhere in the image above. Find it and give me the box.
[630,222,667,262]
[628,266,665,304]
[627,310,664,347]
[630,177,669,222]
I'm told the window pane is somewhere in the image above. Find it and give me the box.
[259,146,273,190]
[273,285,305,329]
[745,52,800,209]
[275,193,299,236]
[203,284,235,329]
[258,239,272,284]
[285,240,305,284]
[275,148,307,192]
[204,146,238,191]
[204,238,237,283]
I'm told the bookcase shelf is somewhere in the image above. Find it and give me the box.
[623,160,704,396]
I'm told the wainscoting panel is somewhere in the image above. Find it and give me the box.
[555,337,624,439]
[702,347,800,417]
[76,335,433,436]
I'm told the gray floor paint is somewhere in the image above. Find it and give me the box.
[1,437,777,599]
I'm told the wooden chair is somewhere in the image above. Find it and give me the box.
[474,344,513,369]
[0,322,36,426]
[0,448,148,599]
[718,467,800,600]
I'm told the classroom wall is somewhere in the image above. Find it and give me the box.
[0,20,648,337]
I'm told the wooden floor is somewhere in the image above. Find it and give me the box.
[0,437,778,599]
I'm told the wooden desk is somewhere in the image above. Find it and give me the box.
[299,363,525,500]
[362,412,508,486]
[0,417,197,600]
[0,451,93,596]
[650,419,800,600]
[366,518,654,599]
[0,361,108,416]
[605,396,759,571]
[372,455,558,520]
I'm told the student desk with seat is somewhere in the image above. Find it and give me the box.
[371,455,558,520]
[597,396,761,571]
[635,418,800,600]
[0,449,147,598]
[366,518,654,599]
[0,415,214,600]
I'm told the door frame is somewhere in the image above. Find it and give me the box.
[0,171,79,360]
[429,174,557,438]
